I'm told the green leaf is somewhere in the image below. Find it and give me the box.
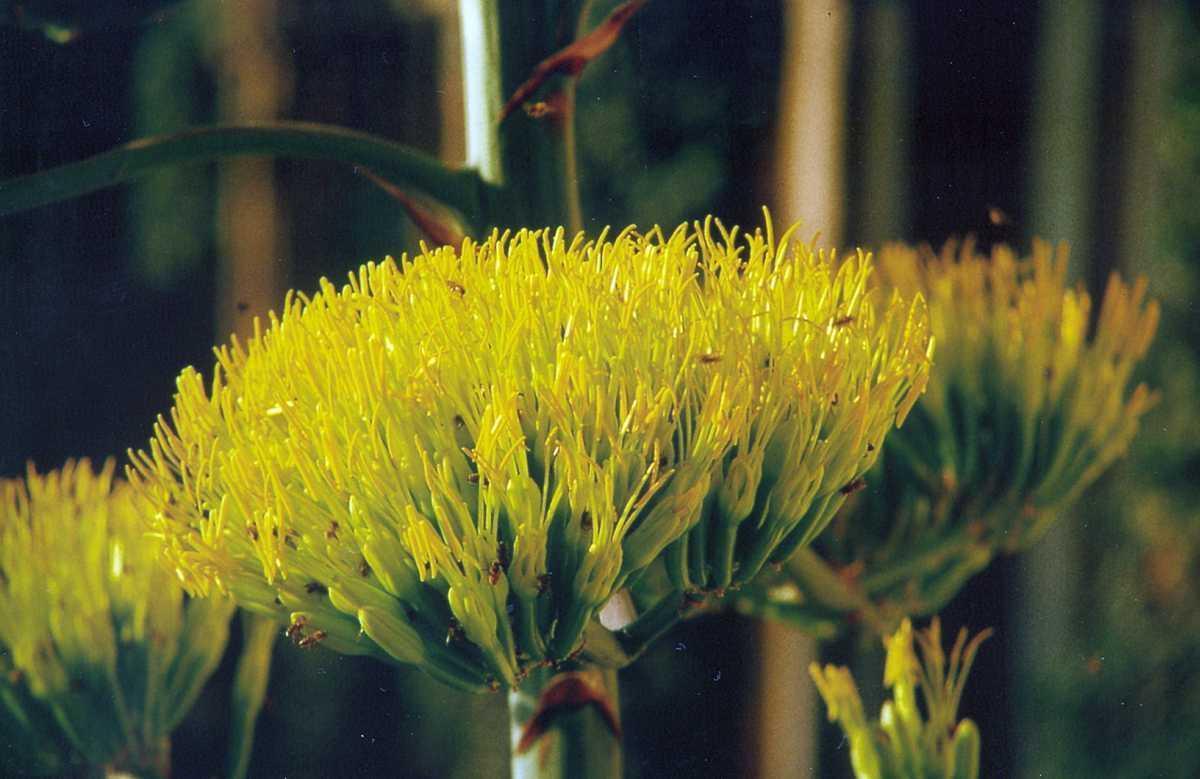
[0,121,496,233]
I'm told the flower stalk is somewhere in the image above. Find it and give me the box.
[227,614,276,779]
[459,0,603,233]
[509,666,621,779]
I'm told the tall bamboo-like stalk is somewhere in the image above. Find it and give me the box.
[458,1,584,233]
[1017,0,1169,773]
[428,0,466,166]
[1014,1,1101,774]
[760,3,851,777]
[212,0,292,339]
[857,1,911,248]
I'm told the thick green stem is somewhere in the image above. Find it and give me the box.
[785,547,885,631]
[458,0,505,185]
[458,1,585,232]
[0,121,493,230]
[614,591,690,660]
[509,666,621,779]
[770,533,994,637]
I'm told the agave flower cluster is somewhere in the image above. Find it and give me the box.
[746,240,1159,630]
[130,219,932,691]
[0,460,233,777]
[811,618,990,779]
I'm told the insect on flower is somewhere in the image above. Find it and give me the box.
[297,630,327,649]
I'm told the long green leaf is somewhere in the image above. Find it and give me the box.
[0,121,495,230]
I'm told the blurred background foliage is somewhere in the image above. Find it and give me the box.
[0,1,1197,777]
[1026,6,1200,777]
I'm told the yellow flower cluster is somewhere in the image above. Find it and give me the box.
[811,618,990,779]
[130,219,932,690]
[0,460,233,776]
[763,240,1159,631]
[877,239,1157,516]
[642,226,934,599]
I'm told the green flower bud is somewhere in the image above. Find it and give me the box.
[812,618,991,779]
[946,719,981,779]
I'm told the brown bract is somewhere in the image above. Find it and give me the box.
[356,167,465,248]
[499,0,647,122]
[515,671,622,754]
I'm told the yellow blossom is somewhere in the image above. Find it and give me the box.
[812,618,990,779]
[749,239,1158,631]
[0,460,233,776]
[130,217,932,690]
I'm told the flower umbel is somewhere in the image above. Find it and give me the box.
[130,218,931,690]
[811,617,991,779]
[640,224,933,600]
[745,240,1159,632]
[0,460,234,776]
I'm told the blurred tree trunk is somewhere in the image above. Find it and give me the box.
[856,0,911,247]
[1024,0,1101,273]
[1015,1,1101,774]
[428,0,465,165]
[772,1,850,244]
[759,3,850,777]
[1113,0,1169,280]
[129,4,212,289]
[213,0,292,339]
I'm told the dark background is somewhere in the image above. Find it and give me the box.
[2,1,1197,776]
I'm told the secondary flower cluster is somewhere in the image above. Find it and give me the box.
[745,240,1158,631]
[130,219,932,690]
[811,618,990,779]
[0,460,233,777]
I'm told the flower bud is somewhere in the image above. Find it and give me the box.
[813,618,990,779]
